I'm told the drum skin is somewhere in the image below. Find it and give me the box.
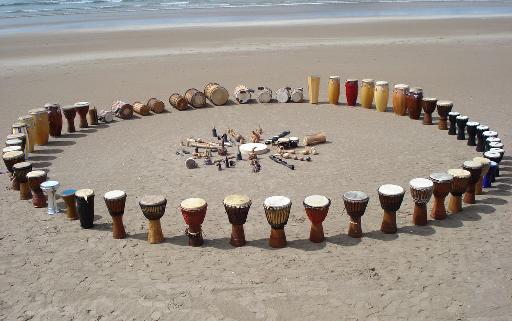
[204,83,229,106]
[185,88,207,108]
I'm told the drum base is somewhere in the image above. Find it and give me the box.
[431,197,447,220]
[380,210,397,234]
[66,124,76,133]
[309,223,324,243]
[148,219,164,244]
[347,217,362,238]
[11,176,20,191]
[112,215,126,239]
[413,204,428,226]
[230,225,246,247]
[269,228,286,248]
[19,182,32,200]
[463,190,476,205]
[422,114,433,125]
[475,177,484,195]
[32,191,47,208]
[187,225,204,247]
[448,195,463,214]
[438,119,448,130]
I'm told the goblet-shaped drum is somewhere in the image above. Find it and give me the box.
[436,100,453,130]
[223,194,252,247]
[462,160,483,204]
[489,147,505,179]
[233,85,251,104]
[472,157,491,195]
[392,84,409,116]
[429,172,453,220]
[308,75,320,104]
[11,122,30,156]
[17,115,36,152]
[112,101,134,119]
[75,188,95,228]
[276,87,291,103]
[180,197,207,246]
[446,169,470,214]
[290,88,304,103]
[29,108,49,145]
[475,125,489,152]
[342,191,369,238]
[327,76,340,105]
[374,81,389,112]
[378,184,405,234]
[74,102,90,128]
[409,178,433,226]
[257,87,273,103]
[406,87,423,120]
[147,98,166,113]
[263,196,292,248]
[204,83,229,106]
[466,121,479,146]
[447,111,460,135]
[27,170,47,208]
[456,115,468,140]
[482,131,498,152]
[60,188,78,220]
[421,97,437,125]
[13,161,32,200]
[483,161,497,188]
[484,151,501,184]
[2,150,24,190]
[169,93,189,111]
[303,195,331,243]
[62,105,77,133]
[360,79,375,108]
[186,88,208,107]
[139,195,167,244]
[104,190,127,239]
[40,180,60,215]
[345,79,358,106]
[45,103,63,137]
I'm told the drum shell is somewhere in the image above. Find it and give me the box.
[304,204,330,225]
[327,78,340,104]
[392,87,409,115]
[432,181,452,197]
[185,88,207,108]
[289,138,299,148]
[204,83,229,106]
[133,102,150,116]
[290,88,304,103]
[360,81,375,108]
[76,195,95,229]
[169,93,189,111]
[422,99,437,114]
[378,193,404,212]
[410,187,432,204]
[374,84,389,112]
[29,110,50,145]
[264,204,291,229]
[181,205,207,226]
[224,204,250,225]
[46,106,63,137]
[139,200,167,221]
[104,195,127,217]
[3,154,24,173]
[436,104,453,118]
[343,199,369,219]
[147,98,165,113]
[450,176,470,196]
[463,166,482,185]
[406,91,423,120]
[345,80,358,106]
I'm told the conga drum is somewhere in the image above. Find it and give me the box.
[133,101,150,116]
[436,100,453,130]
[446,169,470,214]
[276,87,291,103]
[472,156,491,195]
[360,79,375,108]
[374,81,389,112]
[12,122,30,156]
[147,98,166,113]
[475,125,489,152]
[233,85,251,104]
[17,115,36,152]
[429,172,453,220]
[2,150,24,190]
[392,84,409,116]
[342,191,369,238]
[180,198,208,246]
[13,161,32,200]
[223,194,252,247]
[406,87,423,120]
[111,101,134,119]
[169,93,189,111]
[456,115,469,140]
[29,108,50,145]
[104,190,127,239]
[421,97,437,125]
[61,105,77,133]
[484,151,502,182]
[75,188,95,228]
[204,83,229,106]
[27,170,47,208]
[139,195,167,244]
[462,160,483,204]
[74,102,90,128]
[45,103,63,137]
[303,195,331,242]
[264,196,291,248]
[327,76,340,105]
[409,178,433,226]
[185,88,207,108]
[257,87,273,103]
[60,188,78,220]
[40,180,60,215]
[447,111,460,135]
[345,79,358,106]
[98,110,114,123]
[378,184,405,234]
[308,75,320,104]
[466,121,479,146]
[483,161,497,188]
[88,107,98,125]
[290,88,304,103]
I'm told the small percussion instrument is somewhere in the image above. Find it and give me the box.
[484,151,502,181]
[12,122,30,156]
[392,84,409,116]
[133,101,150,116]
[472,156,491,195]
[45,102,63,137]
[2,150,24,190]
[308,75,320,104]
[257,87,273,103]
[378,184,405,234]
[436,100,453,130]
[276,87,291,103]
[147,98,166,113]
[447,111,460,135]
[456,115,469,140]
[27,170,47,208]
[406,87,423,120]
[462,160,483,204]
[475,125,489,152]
[40,180,60,215]
[429,172,453,220]
[327,76,340,105]
[74,102,90,128]
[104,190,127,239]
[342,191,369,238]
[223,194,252,247]
[233,85,252,104]
[345,79,358,106]
[98,110,114,123]
[409,178,433,226]
[489,148,504,178]
[374,81,389,112]
[180,198,208,246]
[13,161,32,200]
[60,188,78,220]
[289,137,299,148]
[446,169,470,214]
[303,132,326,146]
[28,108,50,145]
[75,188,95,229]
[169,93,189,111]
[111,101,134,119]
[303,195,331,242]
[88,106,98,125]
[483,161,497,188]
[204,83,229,106]
[290,88,304,103]
[360,79,375,108]
[421,97,437,125]
[264,196,292,248]
[16,115,36,152]
[466,121,479,146]
[61,105,77,133]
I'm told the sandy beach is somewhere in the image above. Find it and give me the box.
[1,13,512,321]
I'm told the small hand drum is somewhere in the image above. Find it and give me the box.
[40,180,60,215]
[378,184,405,234]
[436,100,453,130]
[2,150,24,190]
[456,115,469,140]
[475,125,489,152]
[446,169,470,214]
[60,188,78,220]
[223,194,252,247]
[13,161,32,200]
[409,178,433,226]
[61,105,77,133]
[74,102,90,128]
[466,121,479,146]
[342,191,369,238]
[462,160,483,205]
[421,97,437,125]
[304,195,331,243]
[139,195,167,244]
[264,196,292,248]
[27,170,47,208]
[180,197,207,247]
[429,172,453,220]
[104,190,127,239]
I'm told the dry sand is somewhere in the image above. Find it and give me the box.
[1,16,512,321]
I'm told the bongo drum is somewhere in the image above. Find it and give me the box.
[327,76,340,105]
[17,115,36,152]
[12,122,30,156]
[483,161,497,188]
[139,195,167,244]
[360,79,375,108]
[264,196,292,248]
[98,110,114,123]
[378,184,405,234]
[456,115,469,140]
[392,84,409,116]
[475,125,489,152]
[342,191,369,238]
[472,156,491,195]
[446,169,470,214]
[429,172,453,220]
[223,194,252,247]
[27,170,47,208]
[75,188,95,228]
[276,87,291,103]
[374,81,389,112]
[406,87,423,120]
[61,105,77,133]
[147,98,166,113]
[169,93,189,111]
[290,88,304,103]
[436,100,453,130]
[29,108,50,145]
[74,102,90,128]
[45,103,63,137]
[233,85,251,104]
[111,101,134,119]
[466,121,479,146]
[180,198,208,247]
[447,111,460,135]
[303,195,331,242]
[257,87,273,103]
[345,79,358,106]
[484,151,502,182]
[88,107,98,125]
[40,180,60,215]
[133,101,150,116]
[2,150,24,190]
[204,83,229,106]
[409,178,433,226]
[60,188,78,220]
[104,190,127,239]
[13,161,32,200]
[308,75,320,104]
[462,160,483,204]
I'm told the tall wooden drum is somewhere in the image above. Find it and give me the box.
[308,76,320,104]
[264,196,292,248]
[374,81,389,112]
[392,84,409,116]
[360,79,375,108]
[303,195,331,242]
[28,108,50,145]
[327,76,340,105]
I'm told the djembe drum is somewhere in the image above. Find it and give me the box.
[406,87,423,120]
[447,111,460,135]
[11,122,30,156]
[264,196,292,248]
[223,194,252,247]
[290,88,304,102]
[466,121,479,146]
[429,172,453,220]
[257,87,273,103]
[327,76,340,105]
[409,178,433,226]
[436,100,453,130]
[276,87,291,103]
[360,79,375,108]
[180,198,208,246]
[446,169,470,214]
[374,81,389,112]
[204,83,229,106]
[88,107,98,125]
[147,98,166,113]
[475,125,489,152]
[27,170,47,208]
[378,184,405,234]
[483,161,497,188]
[233,85,252,104]
[392,84,409,116]
[2,150,24,190]
[186,88,208,108]
[421,97,437,125]
[17,115,36,152]
[456,115,469,140]
[29,108,50,145]
[62,105,77,133]
[308,75,320,104]
[40,180,60,215]
[74,102,90,128]
[45,103,62,137]
[345,79,358,106]
[112,101,134,119]
[13,161,32,200]
[75,188,95,228]
[60,188,78,220]
[104,190,127,239]
[133,102,150,116]
[303,195,331,242]
[342,191,369,238]
[472,156,491,195]
[98,110,114,123]
[462,160,483,204]
[169,93,189,111]
[484,150,502,181]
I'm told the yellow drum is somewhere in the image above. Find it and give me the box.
[17,115,36,152]
[308,75,320,104]
[374,81,389,112]
[327,76,340,105]
[29,108,50,146]
[392,84,409,116]
[360,79,375,108]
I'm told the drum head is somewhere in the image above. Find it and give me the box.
[6,139,22,146]
[62,105,75,111]
[447,168,471,179]
[304,195,330,208]
[489,148,504,155]
[378,184,404,196]
[13,161,31,171]
[473,157,491,167]
[329,76,340,80]
[437,100,453,106]
[456,115,468,120]
[74,102,90,108]
[41,180,60,190]
[375,81,388,86]
[29,108,46,115]
[429,172,453,183]
[463,160,482,170]
[140,195,166,206]
[223,194,251,208]
[467,121,479,127]
[60,188,77,197]
[394,84,409,89]
[3,150,24,160]
[423,97,437,102]
[342,191,369,202]
[264,196,291,208]
[477,125,489,131]
[489,142,504,149]
[409,178,433,190]
[104,190,126,200]
[239,143,268,155]
[362,79,375,84]
[484,151,500,160]
[2,146,22,154]
[181,198,207,210]
[26,170,46,179]
[44,102,60,108]
[76,188,94,198]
